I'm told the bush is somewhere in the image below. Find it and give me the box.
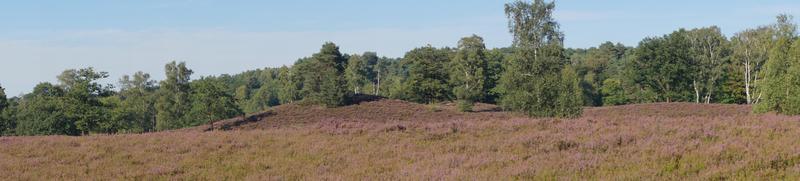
[457,100,473,112]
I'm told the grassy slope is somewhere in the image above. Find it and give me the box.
[2,100,800,180]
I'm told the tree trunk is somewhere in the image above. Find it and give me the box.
[693,80,700,103]
[375,72,381,95]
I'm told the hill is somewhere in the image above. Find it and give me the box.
[2,99,800,180]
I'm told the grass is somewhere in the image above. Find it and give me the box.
[2,100,800,180]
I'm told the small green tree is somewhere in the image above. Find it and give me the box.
[451,35,489,112]
[234,85,251,111]
[188,78,243,127]
[556,65,583,117]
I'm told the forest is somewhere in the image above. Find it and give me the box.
[0,0,799,136]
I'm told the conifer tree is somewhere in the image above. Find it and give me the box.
[302,42,348,107]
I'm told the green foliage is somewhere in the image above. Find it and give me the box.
[630,30,694,103]
[155,61,194,130]
[15,83,77,136]
[278,65,302,104]
[0,84,6,111]
[499,0,582,117]
[188,78,243,126]
[247,84,279,112]
[400,46,452,103]
[731,27,773,104]
[755,14,798,114]
[600,78,627,106]
[108,72,157,133]
[0,84,10,135]
[345,52,378,94]
[556,66,584,117]
[300,42,348,107]
[569,42,629,106]
[686,26,731,104]
[451,35,489,112]
[57,68,113,134]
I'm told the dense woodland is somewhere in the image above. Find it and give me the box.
[1,0,799,136]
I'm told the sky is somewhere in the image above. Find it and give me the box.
[1,0,798,96]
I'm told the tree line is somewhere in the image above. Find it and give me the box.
[1,0,798,136]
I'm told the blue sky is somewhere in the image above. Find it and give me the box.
[0,0,798,96]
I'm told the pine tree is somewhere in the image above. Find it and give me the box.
[301,42,348,107]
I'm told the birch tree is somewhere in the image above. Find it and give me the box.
[731,27,773,104]
[451,35,489,112]
[499,0,582,117]
[687,26,730,104]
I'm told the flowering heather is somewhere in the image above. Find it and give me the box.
[2,100,800,180]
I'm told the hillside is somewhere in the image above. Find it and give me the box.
[3,100,800,180]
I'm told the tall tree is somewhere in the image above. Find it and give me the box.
[57,68,112,134]
[109,71,157,133]
[301,42,348,107]
[755,14,798,114]
[686,26,730,104]
[401,46,452,103]
[345,54,368,94]
[631,30,694,103]
[499,0,582,117]
[451,35,489,111]
[155,61,194,130]
[731,27,773,104]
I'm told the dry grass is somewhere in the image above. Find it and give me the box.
[2,100,800,180]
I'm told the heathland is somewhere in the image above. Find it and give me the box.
[2,99,800,180]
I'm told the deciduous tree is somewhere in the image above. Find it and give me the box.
[499,0,582,117]
[451,35,489,111]
[155,61,193,130]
